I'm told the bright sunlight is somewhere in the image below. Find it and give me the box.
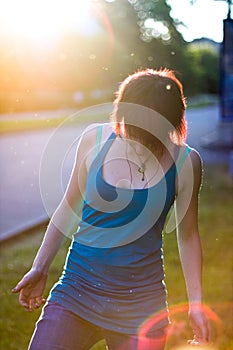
[0,0,97,46]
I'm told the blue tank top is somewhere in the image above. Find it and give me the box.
[49,131,192,334]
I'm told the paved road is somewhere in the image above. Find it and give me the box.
[0,105,231,241]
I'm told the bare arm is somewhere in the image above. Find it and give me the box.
[175,149,211,344]
[12,125,94,310]
[30,135,88,273]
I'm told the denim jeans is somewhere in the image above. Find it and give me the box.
[28,302,167,350]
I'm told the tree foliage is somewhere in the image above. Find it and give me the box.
[184,45,220,95]
[87,0,192,96]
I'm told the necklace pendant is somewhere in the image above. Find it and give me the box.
[138,167,145,174]
[138,167,145,181]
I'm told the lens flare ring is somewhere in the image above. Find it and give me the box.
[138,303,222,350]
[39,102,194,247]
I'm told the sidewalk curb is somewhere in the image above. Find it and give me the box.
[0,215,49,244]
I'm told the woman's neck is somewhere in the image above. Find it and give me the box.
[120,134,170,160]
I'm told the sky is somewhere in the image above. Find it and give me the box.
[167,0,232,42]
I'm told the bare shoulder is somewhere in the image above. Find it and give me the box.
[176,145,203,194]
[82,122,113,142]
[177,145,202,170]
[79,122,114,168]
[189,147,203,172]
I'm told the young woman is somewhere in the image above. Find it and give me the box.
[12,69,211,350]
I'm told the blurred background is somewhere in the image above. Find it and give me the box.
[0,0,230,112]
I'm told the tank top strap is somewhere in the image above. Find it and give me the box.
[176,145,192,174]
[94,126,116,165]
[94,124,103,158]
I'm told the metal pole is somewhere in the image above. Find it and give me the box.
[226,0,232,19]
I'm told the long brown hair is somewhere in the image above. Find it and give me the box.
[111,68,187,152]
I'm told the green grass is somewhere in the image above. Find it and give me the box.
[0,112,107,134]
[0,117,69,133]
[163,165,233,350]
[0,164,232,350]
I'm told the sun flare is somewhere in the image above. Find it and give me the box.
[0,0,95,46]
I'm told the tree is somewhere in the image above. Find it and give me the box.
[99,0,188,82]
[184,45,220,95]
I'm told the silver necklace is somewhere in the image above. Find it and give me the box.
[125,143,161,189]
[141,163,160,189]
[126,141,153,181]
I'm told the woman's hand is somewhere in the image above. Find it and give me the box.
[12,269,48,312]
[188,305,211,346]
